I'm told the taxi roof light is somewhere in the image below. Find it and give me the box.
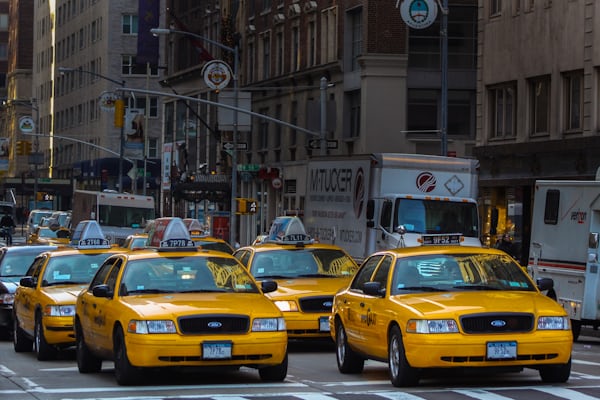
[69,220,111,249]
[147,217,197,251]
[264,216,314,245]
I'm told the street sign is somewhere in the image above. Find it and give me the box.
[222,142,248,151]
[308,139,338,150]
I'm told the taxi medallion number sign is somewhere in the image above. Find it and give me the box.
[421,234,461,245]
[486,341,517,360]
[203,341,232,359]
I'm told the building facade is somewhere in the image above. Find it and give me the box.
[158,0,479,245]
[475,0,600,265]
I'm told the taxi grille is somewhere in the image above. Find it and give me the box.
[178,315,249,334]
[460,313,533,334]
[299,296,334,313]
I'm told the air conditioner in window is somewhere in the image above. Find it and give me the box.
[288,3,301,17]
[273,13,286,24]
[303,1,317,13]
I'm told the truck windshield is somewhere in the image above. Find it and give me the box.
[394,198,479,237]
[98,205,155,228]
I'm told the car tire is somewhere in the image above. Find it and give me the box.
[113,326,142,385]
[388,325,419,387]
[76,321,102,373]
[35,314,57,361]
[539,358,571,383]
[335,321,364,374]
[258,352,288,382]
[13,316,33,352]
[571,320,581,341]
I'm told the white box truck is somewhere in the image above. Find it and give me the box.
[303,153,480,262]
[528,180,600,339]
[71,189,156,246]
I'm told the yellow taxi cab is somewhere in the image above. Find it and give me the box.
[234,216,359,340]
[330,232,572,387]
[74,217,288,385]
[183,218,235,254]
[27,225,71,245]
[122,233,148,250]
[13,220,126,360]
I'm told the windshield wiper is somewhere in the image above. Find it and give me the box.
[178,288,226,293]
[452,284,503,291]
[257,274,289,279]
[296,273,333,278]
[127,289,175,294]
[398,286,445,292]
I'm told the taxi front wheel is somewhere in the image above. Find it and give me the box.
[539,358,571,383]
[35,315,57,361]
[13,316,33,352]
[113,326,142,385]
[388,325,419,387]
[335,321,364,373]
[258,352,288,382]
[76,321,102,373]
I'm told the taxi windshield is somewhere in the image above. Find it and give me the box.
[193,240,234,254]
[251,248,358,279]
[42,253,111,286]
[391,253,536,295]
[120,256,259,295]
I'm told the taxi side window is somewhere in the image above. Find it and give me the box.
[236,250,251,266]
[89,258,115,290]
[27,256,46,281]
[350,255,382,292]
[105,259,122,294]
[372,255,392,293]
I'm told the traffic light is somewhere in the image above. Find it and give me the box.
[114,98,125,128]
[236,198,247,214]
[15,141,23,156]
[23,141,32,155]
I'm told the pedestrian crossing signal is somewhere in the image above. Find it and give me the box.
[236,198,258,215]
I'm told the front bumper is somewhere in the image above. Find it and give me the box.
[283,312,332,339]
[124,331,288,368]
[403,331,572,369]
[43,316,75,347]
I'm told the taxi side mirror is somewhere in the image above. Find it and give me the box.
[19,276,35,288]
[92,284,112,298]
[261,280,278,294]
[363,281,385,297]
[536,277,554,292]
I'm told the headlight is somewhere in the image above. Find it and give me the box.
[406,319,459,333]
[127,319,177,334]
[538,316,570,330]
[44,304,76,317]
[252,317,286,332]
[0,293,14,305]
[274,300,298,312]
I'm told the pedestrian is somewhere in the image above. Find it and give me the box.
[495,233,515,257]
[0,213,16,246]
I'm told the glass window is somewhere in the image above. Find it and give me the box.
[348,7,362,71]
[529,75,550,135]
[564,71,583,131]
[489,82,516,139]
[351,255,381,291]
[122,14,138,34]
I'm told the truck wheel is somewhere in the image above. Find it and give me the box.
[388,325,420,387]
[113,326,142,385]
[258,352,288,381]
[571,320,581,341]
[34,315,57,361]
[13,316,33,352]
[539,358,571,383]
[335,322,364,373]
[76,321,102,373]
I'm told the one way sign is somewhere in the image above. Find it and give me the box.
[308,139,338,150]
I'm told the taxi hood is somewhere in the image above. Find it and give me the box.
[43,285,88,303]
[390,290,566,317]
[121,292,280,318]
[267,277,350,299]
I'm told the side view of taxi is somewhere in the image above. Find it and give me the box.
[330,234,573,387]
[75,217,288,385]
[235,216,359,340]
[13,220,125,360]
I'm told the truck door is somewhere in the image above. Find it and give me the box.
[582,209,600,322]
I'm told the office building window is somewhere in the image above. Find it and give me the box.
[489,82,516,139]
[348,7,362,71]
[129,96,159,118]
[261,33,271,80]
[291,26,300,72]
[122,14,138,34]
[564,70,583,132]
[321,7,338,63]
[491,0,502,16]
[529,75,550,136]
[122,55,158,76]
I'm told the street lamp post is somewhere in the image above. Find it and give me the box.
[57,67,127,191]
[151,27,239,246]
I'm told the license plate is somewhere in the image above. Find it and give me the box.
[486,341,517,360]
[202,342,232,360]
[319,317,330,332]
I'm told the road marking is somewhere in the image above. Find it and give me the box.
[573,359,600,367]
[535,387,600,400]
[0,364,15,376]
[454,389,514,399]
[375,392,428,399]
